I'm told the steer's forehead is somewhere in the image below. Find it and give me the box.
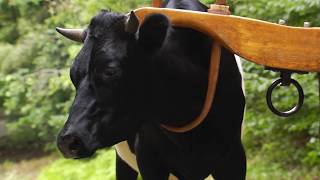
[88,11,130,64]
[89,10,127,38]
[70,11,129,82]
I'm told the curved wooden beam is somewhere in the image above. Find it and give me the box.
[135,7,320,72]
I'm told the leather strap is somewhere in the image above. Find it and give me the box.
[161,42,222,133]
[159,2,229,133]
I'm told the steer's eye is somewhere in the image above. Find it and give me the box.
[103,68,117,77]
[101,67,122,81]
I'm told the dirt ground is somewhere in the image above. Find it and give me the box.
[0,148,57,180]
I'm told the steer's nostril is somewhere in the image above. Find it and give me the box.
[58,133,94,159]
[68,137,81,153]
[58,135,84,158]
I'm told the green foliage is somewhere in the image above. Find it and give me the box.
[0,0,74,149]
[0,68,74,149]
[232,0,320,26]
[0,0,319,174]
[242,61,320,167]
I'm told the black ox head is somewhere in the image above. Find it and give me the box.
[57,11,169,158]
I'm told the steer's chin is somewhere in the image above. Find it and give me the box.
[72,150,95,159]
[60,148,95,159]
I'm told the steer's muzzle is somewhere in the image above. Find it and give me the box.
[57,134,93,159]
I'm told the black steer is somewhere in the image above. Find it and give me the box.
[57,0,246,179]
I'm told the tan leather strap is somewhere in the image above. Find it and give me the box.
[136,2,227,133]
[159,3,230,133]
[161,42,222,133]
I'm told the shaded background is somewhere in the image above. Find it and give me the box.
[0,0,319,179]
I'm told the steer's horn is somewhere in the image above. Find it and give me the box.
[56,27,86,43]
[125,11,139,34]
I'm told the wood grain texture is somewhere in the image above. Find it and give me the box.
[135,7,320,72]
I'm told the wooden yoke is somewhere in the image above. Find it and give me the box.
[139,0,320,133]
[135,7,320,72]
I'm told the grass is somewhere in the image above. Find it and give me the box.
[38,149,117,180]
[247,153,320,180]
[38,149,319,180]
[0,145,318,180]
[1,144,318,180]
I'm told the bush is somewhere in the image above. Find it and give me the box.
[0,68,74,149]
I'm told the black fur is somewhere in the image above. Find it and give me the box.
[57,0,246,179]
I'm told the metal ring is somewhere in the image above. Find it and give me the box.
[266,78,304,117]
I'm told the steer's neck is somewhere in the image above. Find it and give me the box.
[146,34,211,128]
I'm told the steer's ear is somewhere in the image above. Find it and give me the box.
[138,13,169,52]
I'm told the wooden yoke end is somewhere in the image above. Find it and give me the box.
[208,0,231,15]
